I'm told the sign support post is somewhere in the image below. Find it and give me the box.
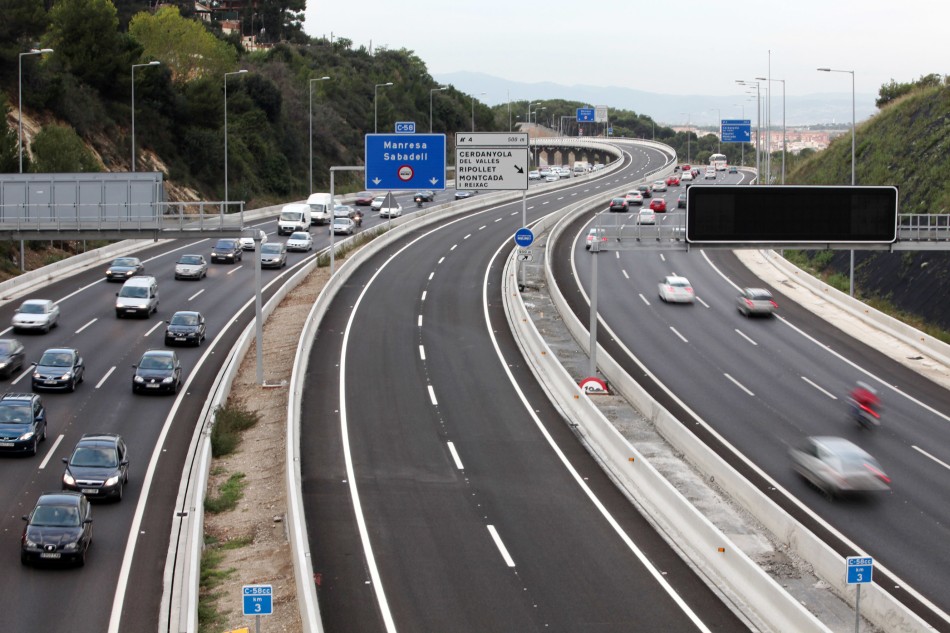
[846,556,873,633]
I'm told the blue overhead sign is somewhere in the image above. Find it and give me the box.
[577,108,595,123]
[721,119,752,143]
[243,585,273,616]
[365,133,447,190]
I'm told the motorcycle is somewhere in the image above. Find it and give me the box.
[351,211,363,227]
[849,397,881,430]
[414,195,424,208]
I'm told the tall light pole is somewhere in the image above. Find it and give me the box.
[429,86,446,133]
[18,48,53,173]
[736,80,762,181]
[818,67,856,295]
[755,77,774,183]
[374,81,392,133]
[308,75,330,193]
[709,107,721,154]
[679,112,691,163]
[471,92,485,132]
[733,102,750,166]
[131,61,160,172]
[758,78,786,184]
[224,69,248,204]
[526,101,539,129]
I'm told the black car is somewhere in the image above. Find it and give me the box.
[677,193,687,208]
[31,348,85,392]
[62,433,129,501]
[104,257,145,282]
[0,338,26,379]
[132,349,182,394]
[164,311,206,347]
[211,239,243,264]
[608,197,628,213]
[21,491,93,566]
[636,184,652,198]
[0,392,47,455]
[413,190,435,202]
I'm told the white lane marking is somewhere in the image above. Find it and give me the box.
[189,288,205,301]
[494,217,503,222]
[511,211,518,216]
[734,329,758,346]
[557,196,564,200]
[227,265,243,275]
[724,373,755,396]
[419,345,426,361]
[659,253,666,262]
[11,367,30,385]
[417,315,423,327]
[451,244,458,251]
[464,233,472,240]
[96,366,116,389]
[615,251,620,259]
[670,327,688,343]
[913,446,950,472]
[447,441,464,470]
[695,296,710,308]
[421,291,427,301]
[542,201,549,205]
[478,225,486,231]
[438,256,445,264]
[801,376,838,400]
[428,272,434,281]
[38,434,65,470]
[428,385,438,406]
[639,293,650,305]
[622,270,630,279]
[76,318,97,334]
[487,525,516,567]
[146,321,164,337]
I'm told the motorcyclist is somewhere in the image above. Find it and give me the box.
[849,381,881,426]
[351,210,363,227]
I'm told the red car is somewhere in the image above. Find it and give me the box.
[666,176,680,186]
[681,164,691,172]
[649,198,667,212]
[354,191,376,206]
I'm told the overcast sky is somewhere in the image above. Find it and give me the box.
[303,0,946,103]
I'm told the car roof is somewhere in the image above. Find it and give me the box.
[76,432,123,445]
[36,491,84,506]
[171,310,201,317]
[39,347,77,355]
[664,275,690,283]
[21,299,52,305]
[142,349,176,358]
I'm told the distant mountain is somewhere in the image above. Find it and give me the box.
[433,71,878,127]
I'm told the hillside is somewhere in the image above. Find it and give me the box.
[785,80,950,333]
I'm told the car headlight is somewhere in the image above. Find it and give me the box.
[133,375,145,383]
[59,372,73,380]
[63,472,76,486]
[105,475,119,487]
[24,537,38,548]
[63,541,78,551]
[18,431,35,441]
[0,361,7,368]
[162,376,174,383]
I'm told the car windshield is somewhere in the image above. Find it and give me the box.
[747,289,772,300]
[0,341,17,353]
[280,211,302,221]
[289,233,309,240]
[334,219,349,225]
[39,351,73,367]
[140,355,173,370]
[178,256,202,265]
[171,314,198,326]
[20,303,46,314]
[0,404,31,423]
[215,241,236,249]
[670,279,689,288]
[31,505,80,528]
[120,286,148,298]
[261,244,282,253]
[71,446,118,468]
[112,258,137,267]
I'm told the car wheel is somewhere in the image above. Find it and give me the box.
[41,423,47,442]
[29,437,38,456]
[21,552,29,566]
[116,480,124,502]
[77,547,86,567]
[68,378,75,393]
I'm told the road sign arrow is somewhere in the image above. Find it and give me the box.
[372,177,381,185]
[515,165,524,174]
[429,177,439,185]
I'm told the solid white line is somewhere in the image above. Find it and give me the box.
[486,525,516,567]
[76,318,97,334]
[38,434,65,470]
[622,270,630,279]
[96,366,116,389]
[734,329,758,346]
[801,376,838,400]
[913,446,950,472]
[695,296,710,308]
[146,321,164,337]
[419,345,425,361]
[724,373,755,396]
[670,326,688,343]
[189,289,205,301]
[428,385,438,406]
[417,315,423,327]
[421,291,427,301]
[639,293,650,305]
[447,441,464,470]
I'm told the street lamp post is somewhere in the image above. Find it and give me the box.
[308,75,330,193]
[710,107,721,154]
[429,86,446,133]
[471,92,485,132]
[18,48,53,173]
[736,80,762,181]
[818,67,856,295]
[374,81,393,134]
[679,112,691,163]
[131,61,160,172]
[224,69,248,204]
[758,78,787,184]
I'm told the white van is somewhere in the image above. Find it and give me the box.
[116,276,159,318]
[306,193,337,226]
[277,203,312,236]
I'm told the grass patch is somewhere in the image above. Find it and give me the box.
[210,403,259,457]
[205,472,246,514]
[198,540,239,633]
[865,296,950,344]
[317,224,387,267]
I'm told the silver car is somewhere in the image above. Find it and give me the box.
[331,217,356,235]
[12,299,60,333]
[285,231,313,252]
[790,436,890,497]
[259,242,287,269]
[737,288,777,317]
[174,254,208,280]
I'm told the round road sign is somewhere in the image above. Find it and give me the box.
[514,227,534,247]
[398,164,414,182]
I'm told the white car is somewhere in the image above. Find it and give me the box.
[370,195,387,210]
[544,174,559,182]
[584,228,607,250]
[681,172,693,182]
[285,231,313,252]
[658,275,695,303]
[379,203,402,218]
[239,229,267,250]
[12,299,60,333]
[705,170,717,180]
[334,204,355,218]
[624,191,644,206]
[637,209,656,225]
[174,254,208,280]
[651,180,667,192]
[528,170,541,180]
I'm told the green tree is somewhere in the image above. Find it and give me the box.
[255,0,306,44]
[0,0,48,83]
[31,124,100,172]
[0,95,21,173]
[43,0,131,94]
[129,7,238,85]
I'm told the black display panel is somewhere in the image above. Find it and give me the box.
[686,186,898,243]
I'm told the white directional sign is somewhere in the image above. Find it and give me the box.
[456,148,529,190]
[594,105,608,123]
[456,133,529,147]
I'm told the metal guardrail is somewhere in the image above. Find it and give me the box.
[898,212,950,241]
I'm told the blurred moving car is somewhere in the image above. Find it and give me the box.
[637,209,656,225]
[704,169,717,180]
[238,229,267,251]
[454,190,475,200]
[651,180,667,192]
[285,231,313,252]
[61,433,129,501]
[649,198,667,212]
[585,228,607,250]
[174,254,208,280]
[331,217,357,235]
[12,299,60,334]
[21,491,93,566]
[528,170,541,180]
[413,190,435,202]
[677,193,687,208]
[666,176,680,186]
[132,349,182,395]
[370,195,387,210]
[164,311,206,346]
[737,288,777,317]
[608,197,628,212]
[260,242,288,269]
[0,339,25,379]
[636,184,652,198]
[681,172,694,182]
[31,348,85,392]
[624,191,644,206]
[728,165,738,174]
[334,204,356,218]
[104,257,145,282]
[790,436,890,497]
[658,275,694,303]
[0,392,47,455]
[354,191,376,206]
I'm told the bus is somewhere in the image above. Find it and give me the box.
[709,153,728,171]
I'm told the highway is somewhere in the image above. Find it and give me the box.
[558,167,950,627]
